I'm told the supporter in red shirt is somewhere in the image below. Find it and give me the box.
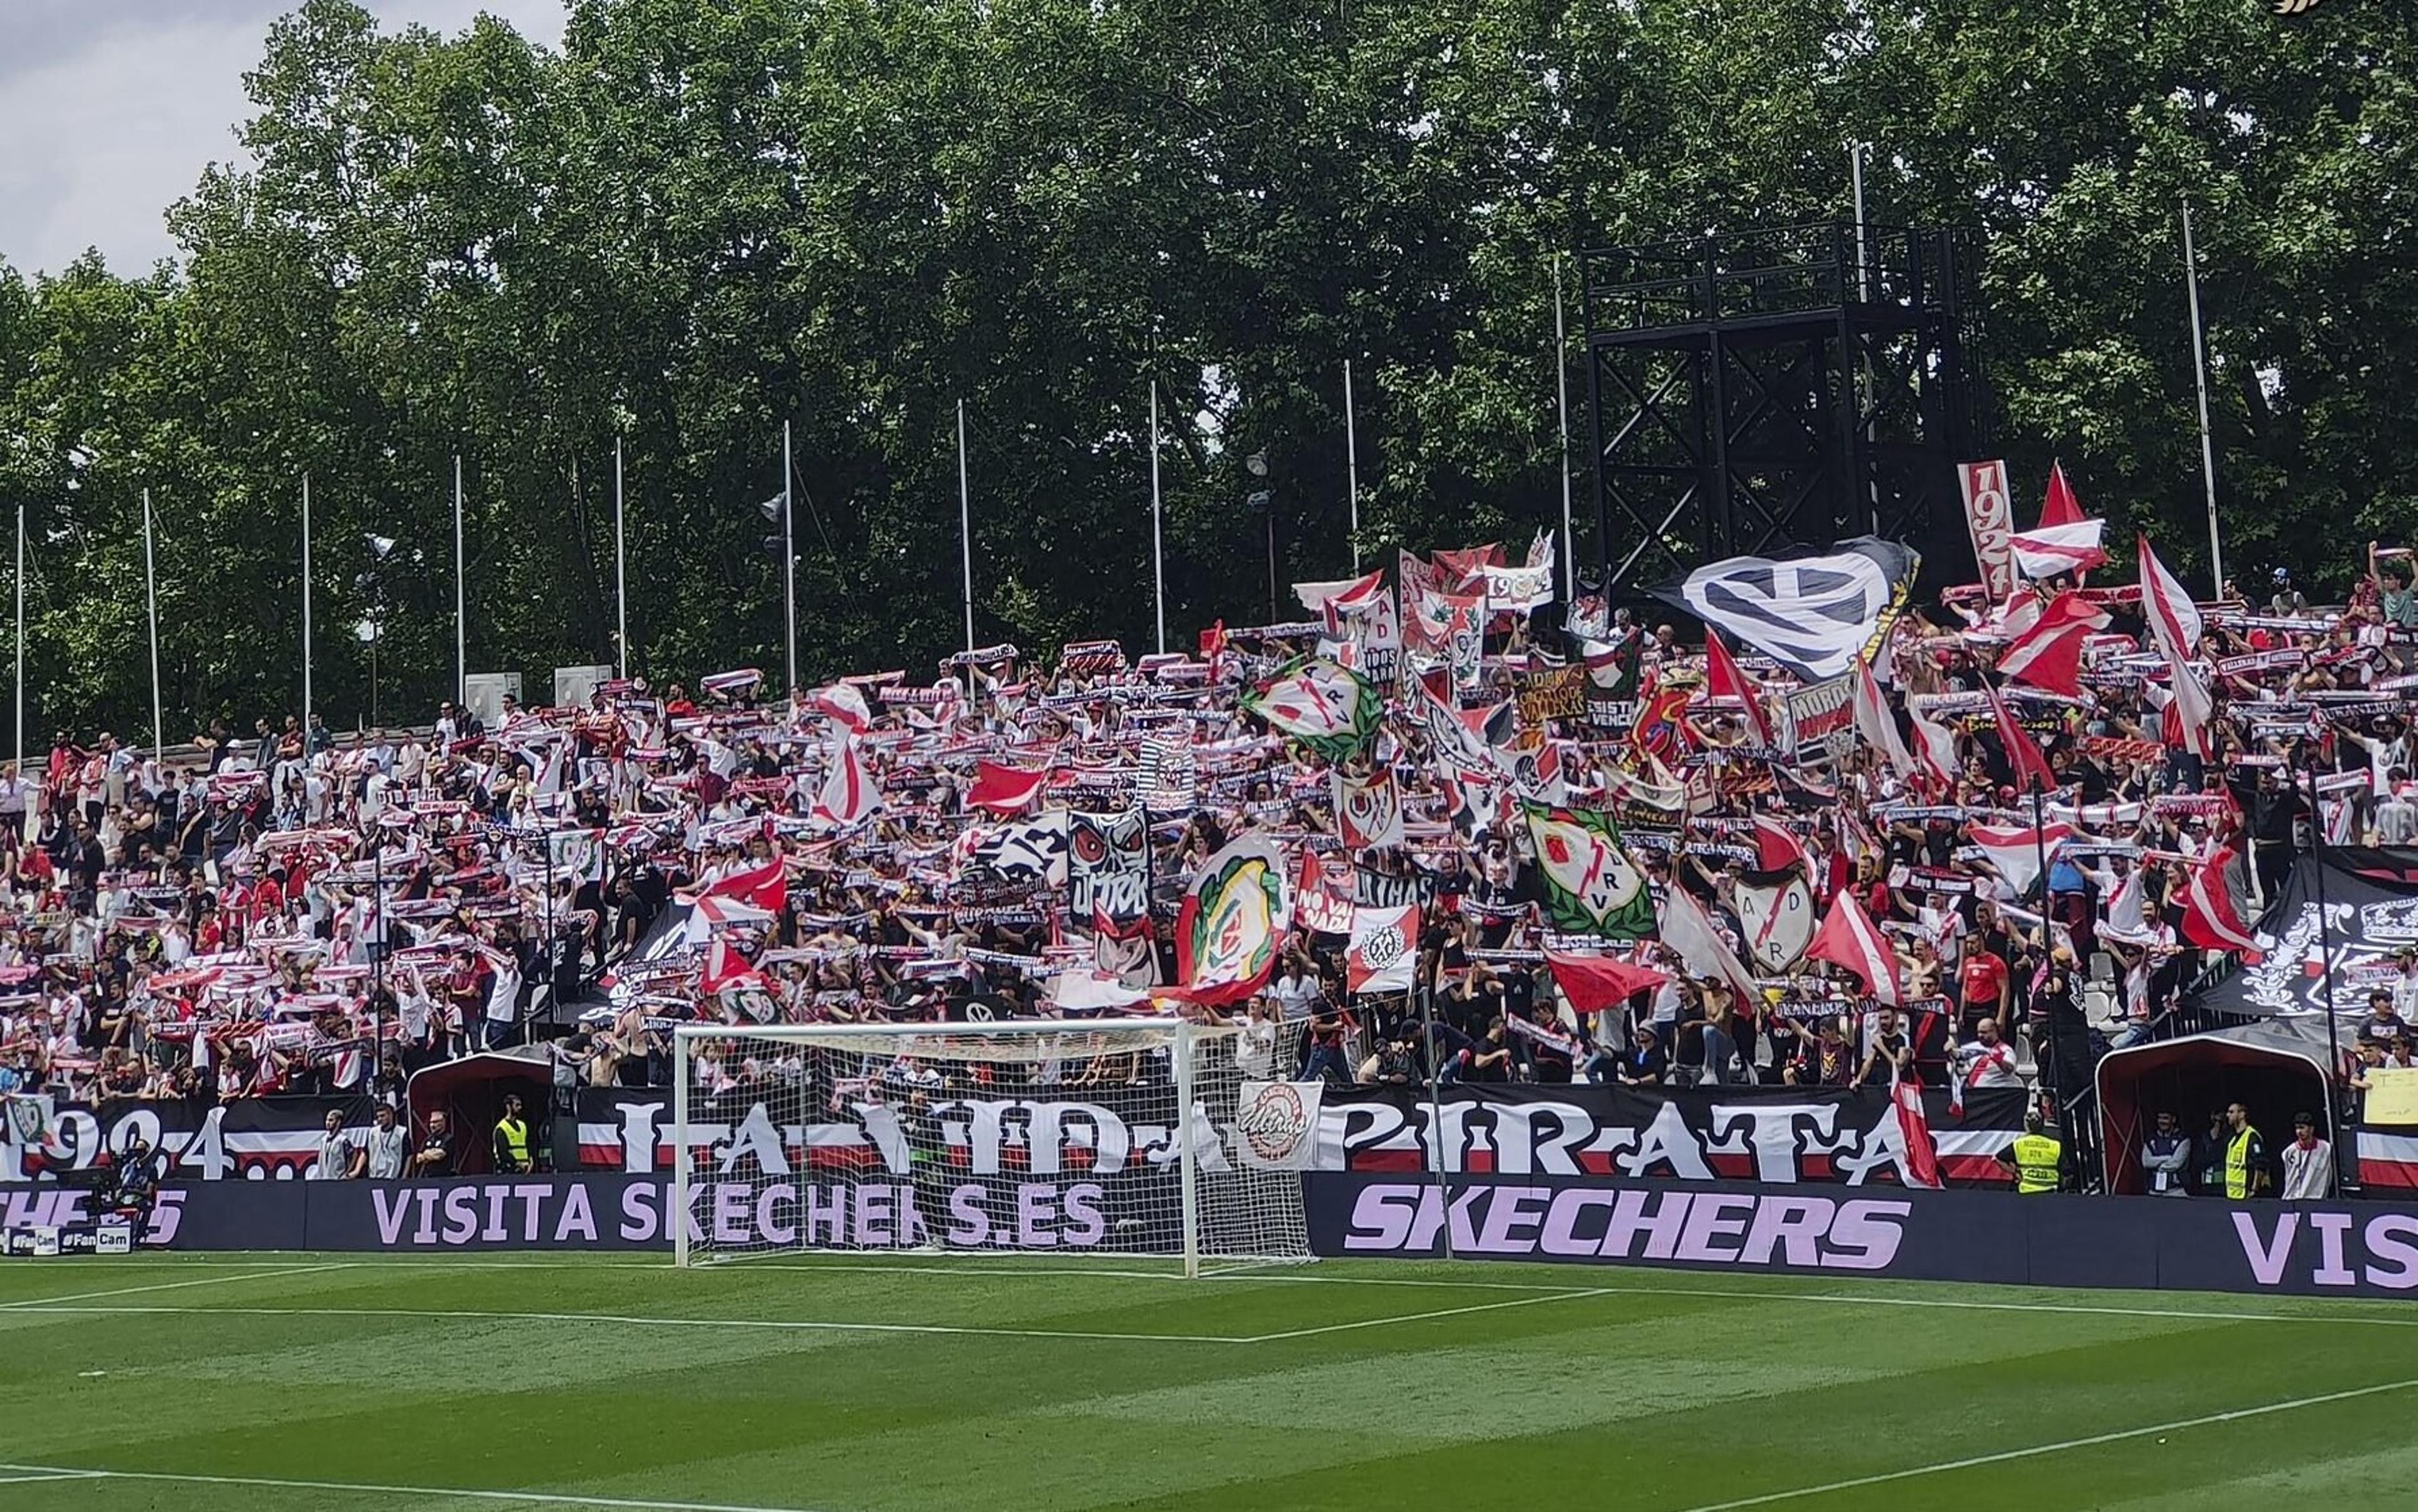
[1958,946,2012,1038]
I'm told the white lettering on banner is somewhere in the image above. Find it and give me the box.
[585,1096,1181,1179]
[2232,1211,2418,1291]
[1234,1081,1325,1170]
[1338,1183,1911,1270]
[1958,460,2014,600]
[0,1188,185,1246]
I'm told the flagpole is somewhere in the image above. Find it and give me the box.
[2182,200,2225,589]
[452,453,466,703]
[1342,358,1361,570]
[11,500,21,771]
[781,419,797,691]
[1149,377,1166,656]
[956,397,975,657]
[1553,254,1575,603]
[300,472,313,735]
[2305,763,2344,1155]
[2029,772,2060,1139]
[142,488,162,761]
[614,432,628,679]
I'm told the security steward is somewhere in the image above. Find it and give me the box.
[2222,1100,2269,1198]
[1999,1109,2065,1194]
[492,1092,535,1174]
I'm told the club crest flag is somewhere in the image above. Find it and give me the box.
[1333,766,1405,850]
[1176,834,1293,1005]
[1521,801,1655,940]
[1233,1080,1325,1170]
[1733,868,1817,974]
[1240,658,1382,763]
[1652,537,1918,683]
[1345,903,1420,994]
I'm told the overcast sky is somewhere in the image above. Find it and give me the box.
[0,0,569,278]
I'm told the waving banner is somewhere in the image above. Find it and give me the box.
[1067,807,1149,940]
[1175,834,1294,1005]
[1653,537,1919,683]
[1733,867,1818,974]
[1240,659,1382,763]
[1521,802,1655,940]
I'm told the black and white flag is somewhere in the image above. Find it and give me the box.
[1653,537,1918,683]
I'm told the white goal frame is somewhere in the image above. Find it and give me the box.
[672,1018,1222,1276]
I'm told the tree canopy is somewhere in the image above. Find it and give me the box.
[1,0,2410,741]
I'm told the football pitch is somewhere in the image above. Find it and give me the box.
[3,1254,2416,1511]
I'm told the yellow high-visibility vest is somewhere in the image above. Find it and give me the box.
[496,1115,531,1170]
[2225,1126,2259,1199]
[2011,1133,2062,1194]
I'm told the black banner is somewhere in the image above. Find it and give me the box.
[1305,1173,2418,1298]
[1313,1084,2026,1187]
[1,1096,376,1182]
[570,1084,2025,1187]
[2199,848,2418,1018]
[2,1170,1170,1255]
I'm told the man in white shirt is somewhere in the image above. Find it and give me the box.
[1950,1018,2024,1091]
[2280,1111,2334,1200]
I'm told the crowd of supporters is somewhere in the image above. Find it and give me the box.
[0,533,2406,1141]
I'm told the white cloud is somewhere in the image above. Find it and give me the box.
[0,1,568,278]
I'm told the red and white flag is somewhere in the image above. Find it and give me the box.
[1985,679,2060,794]
[1296,569,1387,630]
[2138,535,2215,759]
[1968,817,2075,897]
[1853,656,1916,778]
[812,734,880,826]
[1543,949,1671,1016]
[2011,520,2108,581]
[967,759,1051,816]
[1701,631,1776,747]
[2180,846,2261,955]
[699,938,767,996]
[1909,705,1961,792]
[1893,1080,1946,1189]
[1994,591,2110,697]
[1344,904,1421,994]
[1751,815,1811,875]
[1805,889,1902,1006]
[2040,459,2086,526]
[705,858,788,916]
[1660,884,1761,1005]
[810,683,873,733]
[2137,533,2205,665]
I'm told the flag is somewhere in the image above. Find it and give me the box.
[810,683,873,733]
[2011,520,2108,581]
[1908,705,1960,791]
[1985,680,2059,794]
[1806,890,1902,1005]
[1293,845,1354,935]
[699,938,766,996]
[1853,656,1916,777]
[1521,802,1656,939]
[2040,460,2085,526]
[1968,817,2075,897]
[812,734,879,826]
[1893,1081,1945,1189]
[967,759,1052,816]
[1332,766,1405,850]
[1345,904,1420,993]
[1701,631,1776,747]
[2137,534,2205,664]
[1295,569,1386,627]
[1751,815,1811,875]
[1240,658,1382,762]
[1653,537,1919,683]
[2180,846,2261,954]
[1659,883,1759,1004]
[1176,835,1293,1005]
[1543,949,1671,1015]
[705,858,788,916]
[1995,591,2111,697]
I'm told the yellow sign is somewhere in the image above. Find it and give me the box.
[2366,1067,2418,1127]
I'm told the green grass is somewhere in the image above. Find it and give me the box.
[4,1253,2417,1511]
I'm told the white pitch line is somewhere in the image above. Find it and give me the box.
[2,1302,1249,1344]
[1586,1280,2418,1332]
[0,1470,104,1486]
[1669,1373,2418,1512]
[1242,1287,1620,1342]
[0,1263,351,1310]
[0,1464,817,1512]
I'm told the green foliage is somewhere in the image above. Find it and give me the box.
[1,0,2411,742]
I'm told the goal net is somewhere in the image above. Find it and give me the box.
[670,1019,1312,1273]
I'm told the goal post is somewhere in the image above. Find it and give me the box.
[668,1018,1312,1274]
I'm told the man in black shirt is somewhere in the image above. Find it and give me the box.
[409,1111,457,1176]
